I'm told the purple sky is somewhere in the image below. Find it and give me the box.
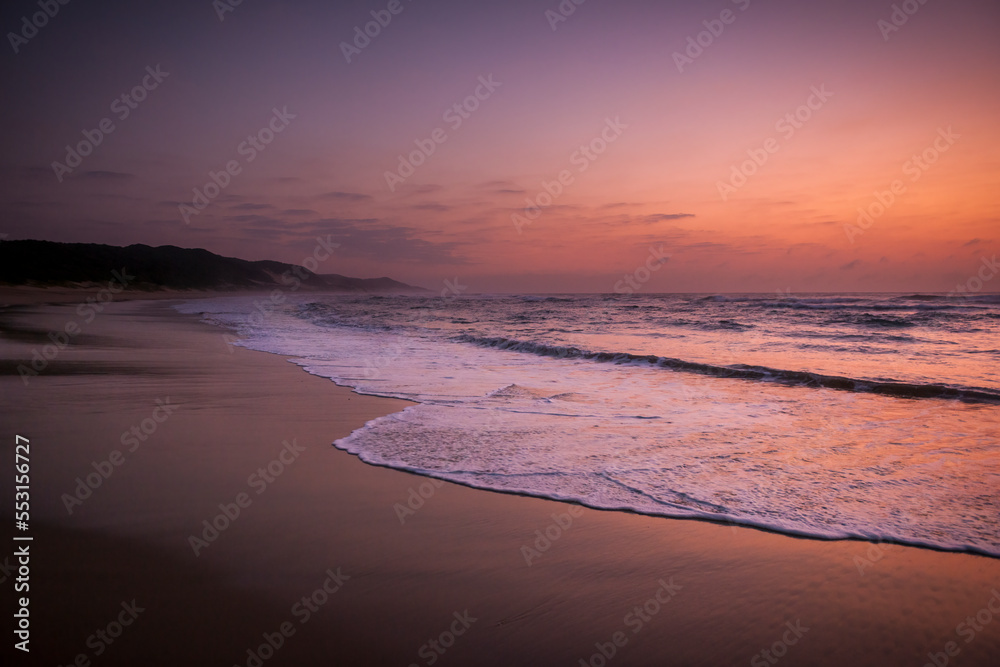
[2,0,998,292]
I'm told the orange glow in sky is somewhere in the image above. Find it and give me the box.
[2,0,998,292]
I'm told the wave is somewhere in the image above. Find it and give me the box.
[457,335,1000,404]
[335,420,1000,559]
[896,294,948,301]
[714,319,752,330]
[853,314,915,328]
[758,300,982,312]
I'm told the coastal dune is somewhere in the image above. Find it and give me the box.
[2,298,999,666]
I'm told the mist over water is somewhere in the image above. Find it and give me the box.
[178,293,1000,556]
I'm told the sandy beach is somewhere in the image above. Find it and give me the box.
[2,296,999,666]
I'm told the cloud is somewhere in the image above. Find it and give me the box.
[304,217,467,264]
[228,214,283,224]
[3,166,54,182]
[312,217,378,228]
[401,184,444,196]
[785,242,828,253]
[640,213,695,223]
[242,227,287,239]
[507,203,581,214]
[319,191,372,202]
[230,203,272,211]
[840,259,862,270]
[678,240,734,252]
[194,214,463,264]
[85,193,146,202]
[78,170,136,181]
[478,180,527,195]
[141,217,186,229]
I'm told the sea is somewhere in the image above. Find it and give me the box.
[176,292,1000,557]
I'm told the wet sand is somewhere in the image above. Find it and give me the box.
[1,298,998,666]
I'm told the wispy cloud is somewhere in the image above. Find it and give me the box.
[78,170,136,181]
[319,191,372,202]
[640,213,695,223]
[230,203,272,211]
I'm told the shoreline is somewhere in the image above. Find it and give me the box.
[2,297,999,665]
[333,440,1000,562]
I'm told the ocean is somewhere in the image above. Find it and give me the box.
[177,292,1000,556]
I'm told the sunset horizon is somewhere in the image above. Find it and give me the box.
[2,0,997,294]
[3,1,1000,666]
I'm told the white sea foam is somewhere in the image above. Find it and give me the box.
[176,293,1000,556]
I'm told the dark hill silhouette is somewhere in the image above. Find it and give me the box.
[0,240,427,293]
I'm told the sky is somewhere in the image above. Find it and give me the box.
[1,0,998,293]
